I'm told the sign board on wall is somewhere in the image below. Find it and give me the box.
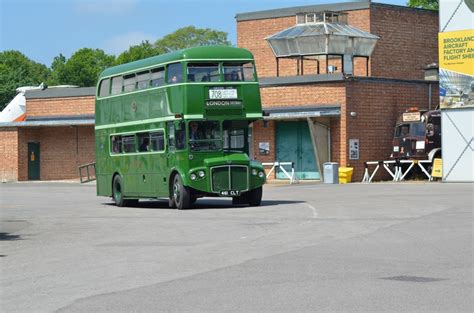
[438,29,474,109]
[349,139,359,160]
[259,142,270,155]
[439,0,474,182]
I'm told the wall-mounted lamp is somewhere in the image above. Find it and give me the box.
[350,112,357,117]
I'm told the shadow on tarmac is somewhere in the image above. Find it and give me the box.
[0,232,22,241]
[102,199,304,210]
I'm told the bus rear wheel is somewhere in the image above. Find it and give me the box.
[172,174,191,210]
[112,175,137,207]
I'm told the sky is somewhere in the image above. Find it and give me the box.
[1,0,408,67]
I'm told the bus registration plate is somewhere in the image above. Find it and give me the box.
[209,88,237,99]
[219,190,241,196]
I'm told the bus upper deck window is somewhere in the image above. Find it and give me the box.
[123,73,136,92]
[187,63,219,82]
[151,68,164,87]
[136,70,150,90]
[223,63,255,82]
[111,76,123,95]
[99,79,110,98]
[167,63,183,84]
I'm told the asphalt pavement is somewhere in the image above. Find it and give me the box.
[0,181,472,312]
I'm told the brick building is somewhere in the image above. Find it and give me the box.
[237,1,439,181]
[0,88,95,182]
[0,1,439,182]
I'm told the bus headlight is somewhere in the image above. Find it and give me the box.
[190,173,197,181]
[198,170,205,178]
[258,171,264,178]
[252,169,258,176]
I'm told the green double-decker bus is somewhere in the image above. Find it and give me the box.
[95,46,266,209]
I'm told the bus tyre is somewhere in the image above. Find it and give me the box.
[113,174,127,207]
[247,186,263,206]
[173,174,191,210]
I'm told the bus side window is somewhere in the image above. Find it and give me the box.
[150,131,165,152]
[176,121,185,150]
[111,76,123,95]
[137,70,150,90]
[122,135,136,153]
[123,73,136,92]
[99,78,110,98]
[167,122,176,150]
[167,63,183,84]
[151,68,164,87]
[111,135,122,154]
[138,132,150,152]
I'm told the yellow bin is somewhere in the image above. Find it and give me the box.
[338,167,354,184]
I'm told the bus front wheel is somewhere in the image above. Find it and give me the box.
[247,186,263,206]
[172,174,191,210]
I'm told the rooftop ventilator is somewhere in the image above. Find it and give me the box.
[266,11,380,76]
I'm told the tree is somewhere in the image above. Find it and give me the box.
[115,26,232,65]
[51,48,115,87]
[155,26,231,53]
[115,41,159,65]
[0,51,50,111]
[408,0,439,10]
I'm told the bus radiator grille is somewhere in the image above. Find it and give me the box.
[211,165,248,192]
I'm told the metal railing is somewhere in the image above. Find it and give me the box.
[78,162,96,183]
[262,161,297,184]
[362,159,433,183]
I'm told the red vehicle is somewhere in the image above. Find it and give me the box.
[391,108,441,162]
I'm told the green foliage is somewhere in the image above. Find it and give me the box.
[0,26,230,111]
[155,26,231,53]
[0,51,50,111]
[115,41,159,65]
[407,0,439,10]
[116,26,231,64]
[51,48,115,87]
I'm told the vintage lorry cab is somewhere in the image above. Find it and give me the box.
[391,108,441,161]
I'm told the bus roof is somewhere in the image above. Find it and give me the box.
[99,46,255,79]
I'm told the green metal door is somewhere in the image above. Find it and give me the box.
[28,142,40,180]
[276,122,319,180]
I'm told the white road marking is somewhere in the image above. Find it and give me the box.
[303,203,318,219]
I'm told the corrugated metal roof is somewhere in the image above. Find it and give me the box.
[260,73,345,87]
[263,105,341,119]
[0,114,94,127]
[236,0,370,21]
[25,87,96,99]
[235,1,437,21]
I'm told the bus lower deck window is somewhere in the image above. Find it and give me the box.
[150,132,165,151]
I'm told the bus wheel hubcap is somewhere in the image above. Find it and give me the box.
[173,182,180,203]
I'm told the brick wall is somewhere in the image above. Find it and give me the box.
[237,9,372,78]
[17,126,95,181]
[26,96,95,117]
[370,5,438,80]
[346,79,439,180]
[260,83,347,166]
[0,128,19,182]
